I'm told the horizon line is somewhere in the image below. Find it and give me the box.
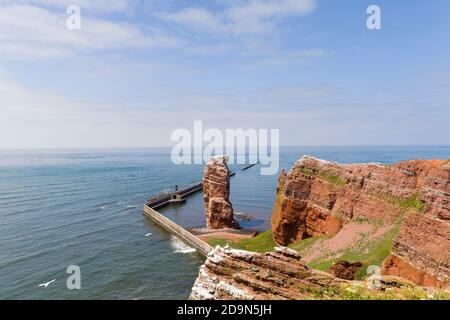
[0,144,449,152]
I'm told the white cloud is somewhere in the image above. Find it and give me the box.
[3,0,130,12]
[0,75,333,149]
[160,8,225,33]
[0,4,182,60]
[0,76,171,148]
[158,0,316,35]
[1,73,449,149]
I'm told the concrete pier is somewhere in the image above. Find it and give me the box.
[143,204,212,256]
[143,172,237,256]
[145,183,202,210]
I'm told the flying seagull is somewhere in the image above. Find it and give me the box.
[38,279,56,288]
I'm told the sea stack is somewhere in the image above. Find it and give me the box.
[203,156,239,229]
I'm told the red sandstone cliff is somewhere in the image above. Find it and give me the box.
[190,246,347,300]
[203,156,239,229]
[271,156,450,289]
[190,246,444,300]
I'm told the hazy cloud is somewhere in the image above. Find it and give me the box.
[4,0,130,12]
[0,4,182,60]
[158,0,316,35]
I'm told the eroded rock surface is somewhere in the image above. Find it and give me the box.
[190,246,348,300]
[271,156,450,288]
[189,246,443,300]
[203,156,239,229]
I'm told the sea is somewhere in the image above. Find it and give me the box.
[0,146,448,299]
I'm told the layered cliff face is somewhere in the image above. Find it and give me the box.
[190,246,447,300]
[271,156,450,289]
[190,246,348,300]
[203,156,239,229]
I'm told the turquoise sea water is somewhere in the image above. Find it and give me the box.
[0,146,448,299]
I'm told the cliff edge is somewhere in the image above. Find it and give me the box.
[190,246,448,300]
[271,156,449,289]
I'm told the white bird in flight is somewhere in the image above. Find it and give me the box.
[145,233,152,237]
[38,279,56,288]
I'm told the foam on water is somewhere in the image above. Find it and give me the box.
[170,236,196,254]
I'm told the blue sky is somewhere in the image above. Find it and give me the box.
[0,0,449,148]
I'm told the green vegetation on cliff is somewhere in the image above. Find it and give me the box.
[206,219,401,281]
[320,172,346,187]
[288,235,329,252]
[299,167,347,187]
[307,218,403,280]
[207,230,276,253]
[314,283,450,300]
[376,192,426,213]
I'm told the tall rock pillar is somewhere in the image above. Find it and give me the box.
[203,156,239,229]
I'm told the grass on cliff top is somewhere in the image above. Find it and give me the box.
[315,283,450,300]
[300,168,314,176]
[307,218,403,280]
[320,172,347,187]
[378,192,426,213]
[299,168,347,187]
[288,235,328,252]
[206,230,277,253]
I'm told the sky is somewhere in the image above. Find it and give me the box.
[0,0,449,149]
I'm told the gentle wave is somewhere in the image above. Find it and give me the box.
[170,236,196,254]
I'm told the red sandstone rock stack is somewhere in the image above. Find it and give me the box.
[203,156,239,229]
[271,156,450,289]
